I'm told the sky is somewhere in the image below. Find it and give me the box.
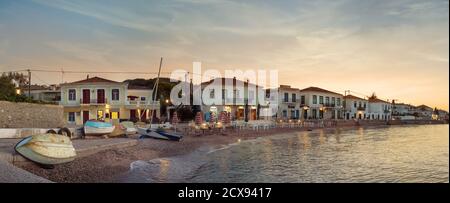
[0,0,448,110]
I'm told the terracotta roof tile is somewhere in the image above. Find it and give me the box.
[299,86,342,96]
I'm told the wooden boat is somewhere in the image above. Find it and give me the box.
[15,133,76,166]
[138,127,183,141]
[120,121,137,134]
[84,120,115,136]
[137,57,183,142]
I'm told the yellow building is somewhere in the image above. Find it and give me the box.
[59,76,160,126]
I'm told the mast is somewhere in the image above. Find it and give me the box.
[149,57,163,126]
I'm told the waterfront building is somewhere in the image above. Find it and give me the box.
[200,77,262,121]
[19,84,61,104]
[413,105,434,120]
[367,98,392,120]
[275,85,301,120]
[343,94,368,120]
[59,76,159,125]
[298,87,344,120]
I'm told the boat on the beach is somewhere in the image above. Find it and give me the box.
[84,120,115,136]
[138,127,183,141]
[120,121,138,134]
[15,133,76,166]
[137,57,183,141]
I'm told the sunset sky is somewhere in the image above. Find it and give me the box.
[0,0,448,110]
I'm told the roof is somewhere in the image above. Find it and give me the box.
[201,78,259,88]
[368,98,390,103]
[61,76,123,86]
[279,85,299,91]
[343,94,366,100]
[18,85,60,91]
[416,104,433,110]
[299,86,342,96]
[128,85,152,90]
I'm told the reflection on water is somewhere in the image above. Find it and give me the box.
[187,125,449,183]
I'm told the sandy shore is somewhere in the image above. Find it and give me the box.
[16,127,318,183]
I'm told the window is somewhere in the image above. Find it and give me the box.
[331,97,335,105]
[354,102,357,108]
[301,96,305,105]
[111,112,119,119]
[68,89,76,101]
[68,112,75,122]
[292,94,296,102]
[222,89,226,100]
[337,98,341,106]
[325,97,330,105]
[312,109,317,119]
[97,110,103,120]
[210,89,215,99]
[284,93,289,102]
[319,96,323,104]
[141,97,146,101]
[359,102,362,108]
[112,89,120,101]
[364,102,366,108]
[282,110,287,118]
[313,95,317,104]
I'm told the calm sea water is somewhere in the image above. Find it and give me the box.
[124,124,449,183]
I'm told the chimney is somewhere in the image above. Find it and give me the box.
[87,74,89,79]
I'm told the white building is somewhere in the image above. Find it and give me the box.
[392,103,415,116]
[343,94,368,120]
[298,87,344,120]
[413,105,434,120]
[200,78,262,121]
[276,85,301,120]
[368,98,392,120]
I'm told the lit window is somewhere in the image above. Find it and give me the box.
[111,112,119,119]
[97,110,103,120]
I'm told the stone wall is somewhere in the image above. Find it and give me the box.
[0,101,65,128]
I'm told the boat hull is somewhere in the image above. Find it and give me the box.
[15,134,76,165]
[137,127,182,141]
[84,125,115,136]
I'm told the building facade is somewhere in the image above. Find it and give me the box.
[200,78,262,121]
[59,76,159,125]
[275,85,301,120]
[298,87,344,120]
[367,98,392,120]
[343,94,368,120]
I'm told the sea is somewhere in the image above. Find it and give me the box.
[122,124,449,183]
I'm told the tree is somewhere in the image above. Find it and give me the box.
[368,92,377,100]
[0,75,16,100]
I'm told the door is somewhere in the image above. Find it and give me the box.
[130,109,136,121]
[97,89,105,104]
[82,89,90,104]
[83,111,89,124]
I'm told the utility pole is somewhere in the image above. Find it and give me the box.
[27,69,31,99]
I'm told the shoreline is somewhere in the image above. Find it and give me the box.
[14,123,447,183]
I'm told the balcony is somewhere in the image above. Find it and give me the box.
[357,106,366,111]
[323,103,336,108]
[80,98,107,105]
[126,100,159,108]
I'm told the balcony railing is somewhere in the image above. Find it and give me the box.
[357,106,366,111]
[80,98,107,105]
[323,103,336,107]
[126,100,159,106]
